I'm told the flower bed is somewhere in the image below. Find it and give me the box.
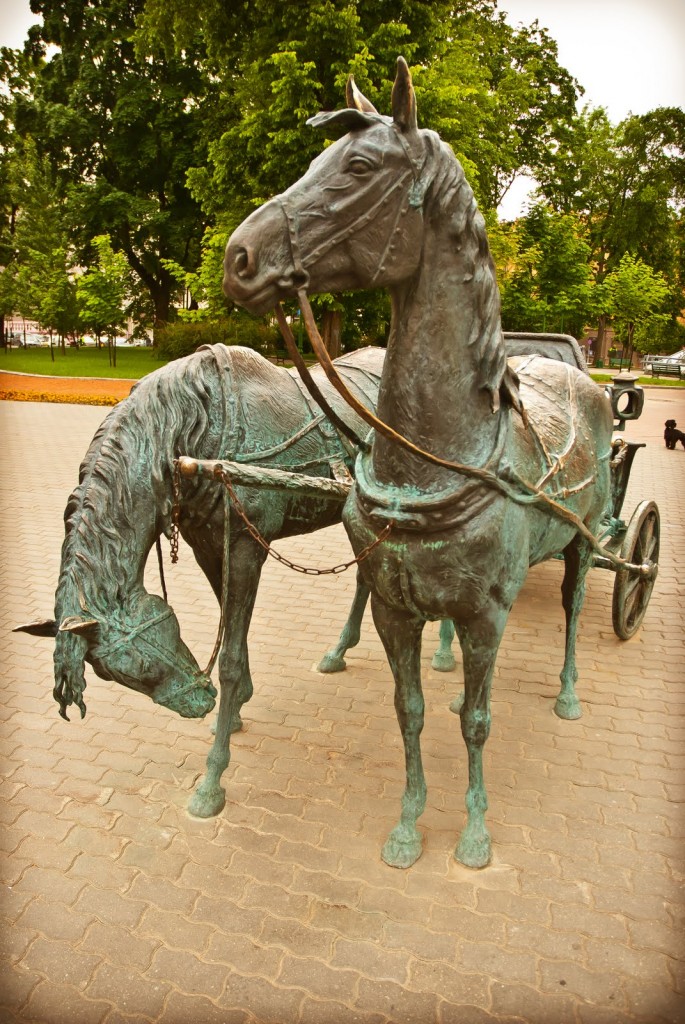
[0,388,119,406]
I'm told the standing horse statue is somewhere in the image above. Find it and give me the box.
[15,343,406,816]
[223,59,614,868]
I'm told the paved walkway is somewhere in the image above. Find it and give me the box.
[0,385,683,1024]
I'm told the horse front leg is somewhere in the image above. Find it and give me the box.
[188,536,266,819]
[555,535,593,720]
[371,597,426,869]
[455,606,508,869]
[317,570,370,673]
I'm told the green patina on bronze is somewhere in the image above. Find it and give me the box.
[223,58,620,870]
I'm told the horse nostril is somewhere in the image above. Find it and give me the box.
[234,245,256,279]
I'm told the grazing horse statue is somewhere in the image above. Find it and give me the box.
[223,59,613,868]
[15,343,396,815]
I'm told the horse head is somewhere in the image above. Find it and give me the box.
[15,592,217,720]
[224,57,431,312]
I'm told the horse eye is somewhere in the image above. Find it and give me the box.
[348,157,373,176]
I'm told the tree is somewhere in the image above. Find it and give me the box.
[23,0,213,338]
[534,105,685,360]
[77,234,130,366]
[497,204,595,337]
[602,253,669,367]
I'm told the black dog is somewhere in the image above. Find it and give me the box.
[664,419,685,449]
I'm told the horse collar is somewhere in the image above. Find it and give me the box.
[354,408,511,533]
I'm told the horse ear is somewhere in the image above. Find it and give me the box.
[346,76,378,114]
[13,619,58,637]
[59,616,100,638]
[391,56,417,133]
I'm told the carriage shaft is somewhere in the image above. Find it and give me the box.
[177,457,351,502]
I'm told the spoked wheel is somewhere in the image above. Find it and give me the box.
[612,500,660,640]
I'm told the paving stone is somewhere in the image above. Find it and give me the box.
[157,991,250,1024]
[85,962,171,1018]
[219,972,305,1023]
[298,997,386,1024]
[355,976,441,1023]
[21,981,111,1024]
[16,899,96,944]
[278,954,360,1004]
[146,947,228,999]
[331,937,410,986]
[20,936,103,989]
[79,920,160,970]
[72,887,147,930]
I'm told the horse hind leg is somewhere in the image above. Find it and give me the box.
[555,535,593,721]
[317,571,370,673]
[431,619,457,672]
[372,598,426,869]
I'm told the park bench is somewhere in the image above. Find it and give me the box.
[651,361,684,379]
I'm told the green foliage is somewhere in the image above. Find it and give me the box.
[534,104,685,342]
[155,311,280,362]
[160,226,233,322]
[497,204,595,336]
[76,234,129,341]
[602,253,670,358]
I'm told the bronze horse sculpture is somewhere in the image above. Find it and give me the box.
[224,59,614,868]
[15,343,418,815]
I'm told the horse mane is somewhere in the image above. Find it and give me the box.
[54,345,229,622]
[421,130,516,411]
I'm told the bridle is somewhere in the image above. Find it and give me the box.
[93,604,215,703]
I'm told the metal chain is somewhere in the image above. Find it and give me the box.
[218,468,393,575]
[170,461,181,564]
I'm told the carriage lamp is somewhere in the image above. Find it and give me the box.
[605,372,645,431]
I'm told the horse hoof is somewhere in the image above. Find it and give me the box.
[381,827,423,869]
[187,787,226,818]
[449,692,465,715]
[317,652,347,673]
[455,829,491,869]
[554,694,582,720]
[432,651,457,672]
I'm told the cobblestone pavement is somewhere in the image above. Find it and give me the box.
[1,384,683,1024]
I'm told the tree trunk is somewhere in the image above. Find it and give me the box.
[150,279,172,345]
[596,314,608,365]
[321,309,342,360]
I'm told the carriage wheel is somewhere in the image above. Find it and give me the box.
[611,500,660,640]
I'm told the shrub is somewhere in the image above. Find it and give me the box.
[155,313,281,362]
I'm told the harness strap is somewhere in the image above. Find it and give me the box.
[273,304,369,452]
[95,607,175,659]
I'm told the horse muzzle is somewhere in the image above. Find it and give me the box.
[223,203,310,313]
[153,674,217,719]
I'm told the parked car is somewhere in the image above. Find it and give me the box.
[643,349,685,372]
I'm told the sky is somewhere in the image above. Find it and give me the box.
[2,0,684,215]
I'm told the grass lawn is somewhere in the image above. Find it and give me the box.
[0,345,166,379]
[3,344,684,388]
[589,371,685,388]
